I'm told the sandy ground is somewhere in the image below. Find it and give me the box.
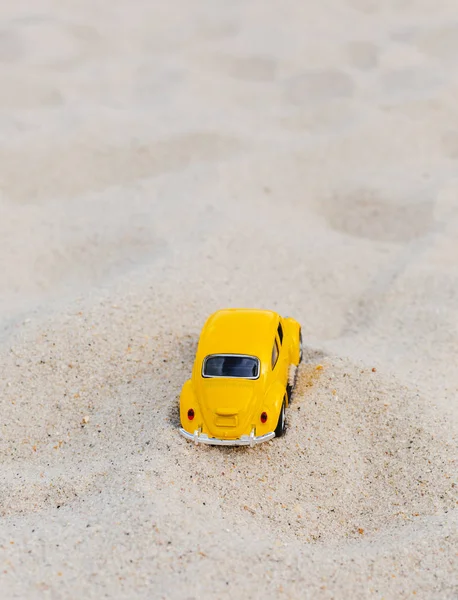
[1,1,457,598]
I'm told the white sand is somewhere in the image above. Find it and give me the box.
[0,1,457,598]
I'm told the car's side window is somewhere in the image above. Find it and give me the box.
[277,322,283,345]
[271,338,279,369]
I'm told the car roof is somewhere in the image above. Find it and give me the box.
[197,308,279,364]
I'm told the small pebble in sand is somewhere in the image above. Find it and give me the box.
[81,416,90,425]
[243,505,256,515]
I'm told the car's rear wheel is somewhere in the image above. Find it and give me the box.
[274,398,286,437]
[299,329,303,363]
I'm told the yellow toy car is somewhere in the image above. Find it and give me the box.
[179,308,302,446]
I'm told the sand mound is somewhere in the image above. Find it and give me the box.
[2,311,455,541]
[1,307,455,597]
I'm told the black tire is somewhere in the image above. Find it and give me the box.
[299,329,303,363]
[274,399,286,438]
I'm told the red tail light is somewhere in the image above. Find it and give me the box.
[187,409,195,421]
[260,412,268,423]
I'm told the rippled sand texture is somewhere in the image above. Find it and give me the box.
[0,1,457,599]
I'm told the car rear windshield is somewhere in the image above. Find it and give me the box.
[202,354,260,379]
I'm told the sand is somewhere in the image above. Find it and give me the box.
[0,1,457,598]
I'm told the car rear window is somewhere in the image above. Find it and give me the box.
[202,354,260,379]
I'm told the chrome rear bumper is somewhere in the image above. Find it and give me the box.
[179,427,275,447]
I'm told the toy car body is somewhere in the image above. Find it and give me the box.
[179,308,302,446]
